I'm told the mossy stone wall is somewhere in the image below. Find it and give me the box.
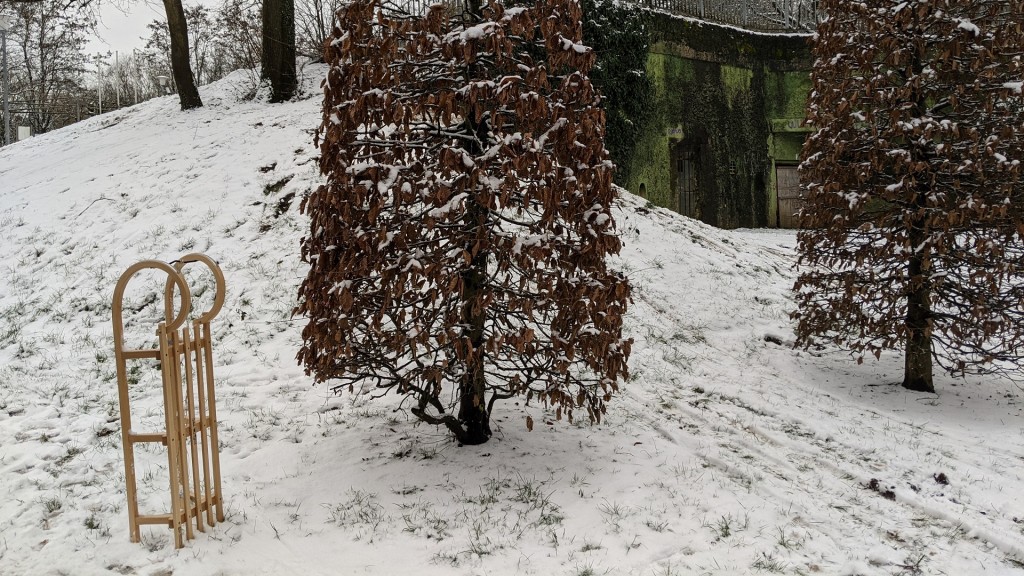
[624,14,812,228]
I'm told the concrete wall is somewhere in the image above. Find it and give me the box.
[624,14,812,228]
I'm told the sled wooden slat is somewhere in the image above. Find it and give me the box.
[128,432,168,444]
[121,349,161,360]
[136,514,173,526]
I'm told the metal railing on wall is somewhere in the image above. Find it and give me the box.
[389,0,819,33]
[640,0,820,32]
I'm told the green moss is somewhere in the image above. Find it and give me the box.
[624,53,675,208]
[770,132,805,163]
[766,71,813,120]
[721,66,753,109]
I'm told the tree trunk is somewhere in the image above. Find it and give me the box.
[262,0,297,103]
[163,0,203,110]
[452,0,491,445]
[902,43,934,394]
[903,218,934,392]
[458,235,491,445]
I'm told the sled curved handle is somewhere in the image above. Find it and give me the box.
[164,253,226,324]
[113,260,192,346]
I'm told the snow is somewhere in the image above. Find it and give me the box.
[453,22,496,41]
[427,192,468,218]
[652,10,814,38]
[956,19,981,36]
[559,36,590,54]
[502,7,527,20]
[1,69,1023,576]
[511,233,551,256]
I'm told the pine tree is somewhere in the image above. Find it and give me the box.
[296,0,631,445]
[796,0,1024,392]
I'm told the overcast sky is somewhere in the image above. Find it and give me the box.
[84,0,176,59]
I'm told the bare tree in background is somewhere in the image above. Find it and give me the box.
[143,18,174,81]
[0,0,93,134]
[756,0,819,31]
[294,0,340,62]
[216,0,261,72]
[143,0,261,93]
[184,4,216,85]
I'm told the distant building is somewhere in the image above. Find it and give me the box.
[624,7,815,229]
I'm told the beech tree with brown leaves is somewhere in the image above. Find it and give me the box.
[296,0,631,445]
[795,0,1024,393]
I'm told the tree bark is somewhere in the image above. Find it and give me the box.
[902,41,934,394]
[457,235,491,445]
[262,0,297,103]
[162,0,203,110]
[456,104,492,445]
[451,0,491,445]
[903,211,934,393]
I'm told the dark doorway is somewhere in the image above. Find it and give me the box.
[673,141,700,219]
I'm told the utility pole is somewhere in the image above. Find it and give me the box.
[115,51,120,109]
[0,15,11,146]
[93,53,105,115]
[132,49,140,104]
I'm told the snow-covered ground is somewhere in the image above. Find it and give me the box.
[1,69,1022,576]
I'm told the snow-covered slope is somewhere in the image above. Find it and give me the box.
[1,70,1022,576]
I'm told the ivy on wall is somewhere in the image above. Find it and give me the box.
[581,0,653,185]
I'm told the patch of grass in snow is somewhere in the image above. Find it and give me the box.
[53,443,85,469]
[430,514,504,566]
[597,499,632,533]
[579,539,602,552]
[703,513,748,541]
[0,321,23,348]
[324,489,388,536]
[570,562,606,576]
[140,531,169,552]
[651,562,684,576]
[83,512,112,538]
[243,406,283,440]
[643,517,669,532]
[398,499,452,541]
[750,551,787,573]
[419,470,570,565]
[894,553,928,575]
[462,472,565,526]
[775,526,804,550]
[42,496,63,514]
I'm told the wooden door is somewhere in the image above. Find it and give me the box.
[776,165,803,229]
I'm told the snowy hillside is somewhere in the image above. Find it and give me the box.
[1,70,1022,576]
